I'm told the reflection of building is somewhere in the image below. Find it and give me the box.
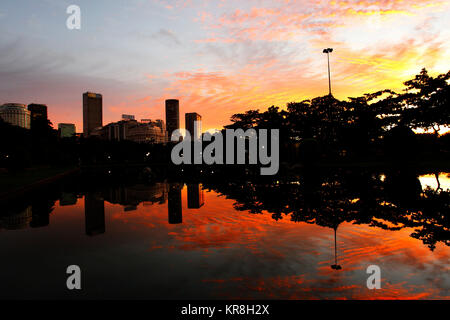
[60,192,78,206]
[83,92,103,137]
[187,184,205,209]
[84,192,105,236]
[30,200,52,228]
[0,206,32,230]
[124,205,137,212]
[168,184,182,224]
[58,123,76,138]
[105,183,168,210]
[27,103,48,124]
[165,99,180,141]
[0,103,31,129]
[185,113,202,140]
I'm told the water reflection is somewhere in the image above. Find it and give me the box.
[84,192,105,236]
[168,183,183,224]
[0,171,448,299]
[60,192,77,206]
[187,184,205,209]
[202,169,449,251]
[1,206,32,230]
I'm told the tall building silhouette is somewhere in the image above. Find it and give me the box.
[168,183,182,224]
[185,112,202,140]
[84,192,105,236]
[27,103,48,125]
[83,92,103,137]
[187,184,204,209]
[165,99,180,141]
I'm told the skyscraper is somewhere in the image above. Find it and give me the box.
[185,112,202,140]
[83,92,103,137]
[165,99,180,141]
[27,104,48,123]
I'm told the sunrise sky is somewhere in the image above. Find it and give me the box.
[0,0,449,132]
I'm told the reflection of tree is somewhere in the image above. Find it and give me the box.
[203,169,450,251]
[0,189,58,230]
[410,188,450,251]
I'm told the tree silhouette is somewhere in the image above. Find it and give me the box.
[401,68,450,135]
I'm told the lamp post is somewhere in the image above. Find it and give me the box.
[323,48,333,96]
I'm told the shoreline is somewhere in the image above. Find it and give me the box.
[0,167,80,203]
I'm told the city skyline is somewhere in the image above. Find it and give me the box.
[1,0,449,304]
[1,1,449,133]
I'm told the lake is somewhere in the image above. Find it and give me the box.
[0,170,449,299]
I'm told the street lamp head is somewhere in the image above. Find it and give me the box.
[323,48,333,53]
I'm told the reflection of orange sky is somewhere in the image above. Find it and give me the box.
[419,173,450,191]
[98,185,450,299]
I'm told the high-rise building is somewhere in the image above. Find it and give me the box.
[83,92,103,137]
[165,99,180,141]
[0,103,31,129]
[185,112,202,140]
[27,104,48,123]
[58,123,76,138]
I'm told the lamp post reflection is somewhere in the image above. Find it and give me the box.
[331,227,342,270]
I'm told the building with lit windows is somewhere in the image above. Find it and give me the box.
[58,123,76,138]
[0,103,31,129]
[101,118,167,144]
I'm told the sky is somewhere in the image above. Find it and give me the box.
[0,0,449,133]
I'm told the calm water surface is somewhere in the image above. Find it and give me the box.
[0,172,449,299]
